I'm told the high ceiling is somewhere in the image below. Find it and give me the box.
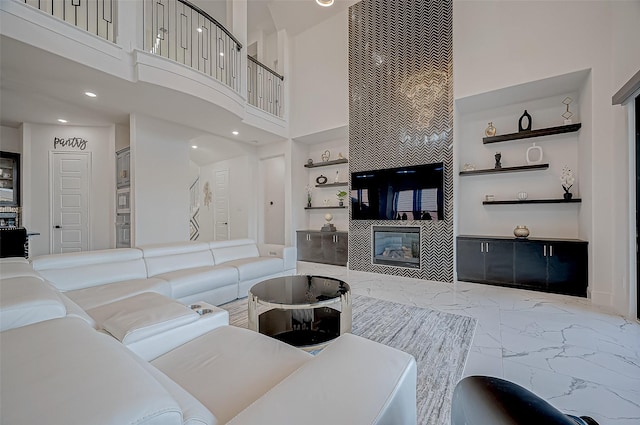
[0,0,357,164]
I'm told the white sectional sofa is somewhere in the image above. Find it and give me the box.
[31,239,297,310]
[0,239,418,425]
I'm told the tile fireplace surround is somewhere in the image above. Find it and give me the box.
[297,261,640,425]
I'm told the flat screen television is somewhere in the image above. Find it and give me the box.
[351,162,444,221]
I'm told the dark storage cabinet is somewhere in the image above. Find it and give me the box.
[457,236,588,297]
[296,231,348,266]
[457,238,514,285]
[515,240,588,297]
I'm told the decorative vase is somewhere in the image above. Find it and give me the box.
[307,200,312,208]
[518,110,532,132]
[526,143,543,165]
[563,192,573,200]
[514,225,530,238]
[485,122,497,137]
[517,191,528,201]
[339,200,344,207]
[494,152,502,169]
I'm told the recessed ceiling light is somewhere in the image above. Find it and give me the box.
[197,27,203,33]
[220,52,224,57]
[85,91,97,98]
[232,131,239,135]
[191,145,198,149]
[57,119,68,123]
[316,0,334,6]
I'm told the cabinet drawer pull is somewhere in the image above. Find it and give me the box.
[485,242,489,252]
[543,245,547,257]
[480,243,484,253]
[550,245,553,257]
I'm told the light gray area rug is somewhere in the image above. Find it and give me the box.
[221,294,477,425]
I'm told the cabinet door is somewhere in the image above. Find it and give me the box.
[296,232,321,263]
[514,241,548,289]
[335,233,348,266]
[322,233,347,266]
[547,242,588,296]
[456,239,486,282]
[484,240,514,284]
[117,150,130,188]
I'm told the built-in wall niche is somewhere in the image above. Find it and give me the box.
[304,140,349,232]
[455,69,590,240]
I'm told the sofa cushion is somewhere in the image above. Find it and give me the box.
[65,277,171,310]
[57,292,97,328]
[0,261,44,280]
[96,292,200,344]
[154,265,238,300]
[0,317,189,425]
[258,244,297,271]
[227,333,417,425]
[32,248,148,291]
[132,356,218,425]
[152,325,312,424]
[222,257,284,281]
[210,242,259,265]
[141,242,215,277]
[0,257,29,263]
[0,276,66,331]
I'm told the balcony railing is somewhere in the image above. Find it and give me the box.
[143,0,242,93]
[248,56,284,118]
[19,0,286,119]
[23,0,115,42]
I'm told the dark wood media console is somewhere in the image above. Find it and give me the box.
[456,236,588,297]
[296,230,348,266]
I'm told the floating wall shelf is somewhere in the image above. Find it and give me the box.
[482,123,581,144]
[304,159,348,168]
[459,163,549,176]
[305,206,348,210]
[483,198,582,205]
[315,182,348,188]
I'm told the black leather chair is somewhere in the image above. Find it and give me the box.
[0,227,27,258]
[451,376,599,425]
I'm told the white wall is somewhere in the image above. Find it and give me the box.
[290,10,349,138]
[1,126,21,153]
[115,124,130,151]
[198,155,256,242]
[130,115,197,245]
[21,123,115,256]
[261,155,285,244]
[610,0,640,315]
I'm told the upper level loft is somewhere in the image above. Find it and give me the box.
[1,0,286,136]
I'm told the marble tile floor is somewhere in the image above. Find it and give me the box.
[296,261,640,425]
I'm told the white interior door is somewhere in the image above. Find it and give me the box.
[214,169,229,241]
[262,156,285,245]
[50,152,90,253]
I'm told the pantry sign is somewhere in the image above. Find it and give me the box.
[53,137,89,150]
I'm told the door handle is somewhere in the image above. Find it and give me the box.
[480,242,484,253]
[543,245,547,256]
[549,245,553,257]
[485,242,489,252]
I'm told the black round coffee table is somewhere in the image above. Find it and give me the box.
[248,275,352,351]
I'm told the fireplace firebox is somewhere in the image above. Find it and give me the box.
[372,226,420,269]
